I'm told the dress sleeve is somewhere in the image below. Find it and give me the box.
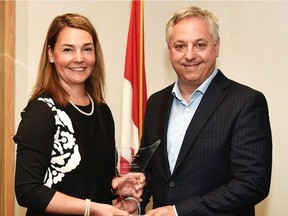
[14,99,57,212]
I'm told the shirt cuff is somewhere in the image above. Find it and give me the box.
[173,205,179,216]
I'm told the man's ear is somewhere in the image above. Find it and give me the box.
[215,37,220,57]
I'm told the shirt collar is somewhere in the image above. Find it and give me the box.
[172,68,218,102]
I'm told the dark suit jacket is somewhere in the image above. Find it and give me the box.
[140,71,272,216]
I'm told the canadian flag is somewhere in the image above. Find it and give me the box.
[119,0,147,175]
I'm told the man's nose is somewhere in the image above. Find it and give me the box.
[184,46,196,60]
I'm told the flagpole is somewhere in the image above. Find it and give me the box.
[139,0,144,140]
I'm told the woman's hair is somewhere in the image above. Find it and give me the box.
[166,6,219,45]
[30,13,106,106]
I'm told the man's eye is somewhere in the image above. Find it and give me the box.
[174,44,186,51]
[195,43,207,49]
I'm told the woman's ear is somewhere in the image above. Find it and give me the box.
[47,46,54,63]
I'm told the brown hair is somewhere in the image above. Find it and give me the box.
[30,13,106,106]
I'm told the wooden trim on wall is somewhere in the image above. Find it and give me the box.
[0,1,15,215]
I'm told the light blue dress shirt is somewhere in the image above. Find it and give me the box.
[167,69,218,174]
[169,69,218,216]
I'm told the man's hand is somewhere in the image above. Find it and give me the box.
[145,206,175,216]
[114,199,139,215]
[112,172,145,201]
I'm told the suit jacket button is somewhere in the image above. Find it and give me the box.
[169,181,175,188]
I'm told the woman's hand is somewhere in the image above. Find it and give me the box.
[112,172,146,201]
[91,202,130,216]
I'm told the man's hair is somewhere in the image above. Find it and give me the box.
[166,6,219,45]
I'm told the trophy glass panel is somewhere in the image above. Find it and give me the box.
[115,139,161,215]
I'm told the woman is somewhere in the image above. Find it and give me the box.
[14,13,144,216]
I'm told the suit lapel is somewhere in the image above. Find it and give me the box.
[173,71,230,173]
[158,84,174,178]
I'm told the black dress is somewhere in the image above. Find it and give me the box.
[14,95,116,216]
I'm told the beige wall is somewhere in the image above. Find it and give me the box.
[15,1,288,215]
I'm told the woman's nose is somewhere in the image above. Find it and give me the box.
[74,50,84,62]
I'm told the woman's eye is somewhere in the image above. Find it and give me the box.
[84,47,93,52]
[62,48,72,52]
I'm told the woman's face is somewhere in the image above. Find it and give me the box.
[48,27,95,90]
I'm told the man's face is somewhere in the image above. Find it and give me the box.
[169,17,220,92]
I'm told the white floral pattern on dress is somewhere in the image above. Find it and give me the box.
[38,97,81,187]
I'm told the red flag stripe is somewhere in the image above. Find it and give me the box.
[119,0,147,175]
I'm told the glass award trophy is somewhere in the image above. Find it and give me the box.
[115,139,161,215]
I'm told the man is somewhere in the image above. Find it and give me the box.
[141,6,272,216]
